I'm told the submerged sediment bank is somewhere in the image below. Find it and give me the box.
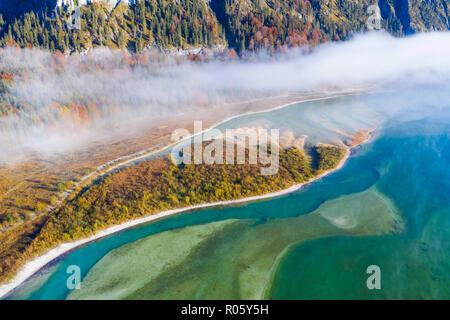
[0,93,373,299]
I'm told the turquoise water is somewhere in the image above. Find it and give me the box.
[6,92,450,300]
[270,119,450,299]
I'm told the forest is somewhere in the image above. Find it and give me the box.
[314,144,347,172]
[1,0,447,54]
[0,0,226,53]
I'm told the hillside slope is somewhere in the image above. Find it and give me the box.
[0,0,449,53]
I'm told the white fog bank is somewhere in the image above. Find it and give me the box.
[1,31,450,162]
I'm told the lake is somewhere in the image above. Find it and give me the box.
[6,89,450,299]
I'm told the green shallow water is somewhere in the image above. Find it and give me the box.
[6,91,450,300]
[66,187,401,300]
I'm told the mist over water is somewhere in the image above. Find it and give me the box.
[2,32,450,162]
[6,91,450,300]
[2,31,450,300]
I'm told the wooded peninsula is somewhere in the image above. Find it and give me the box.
[0,142,346,284]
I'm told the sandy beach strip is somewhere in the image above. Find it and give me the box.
[34,89,366,226]
[0,90,371,299]
[0,148,354,298]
